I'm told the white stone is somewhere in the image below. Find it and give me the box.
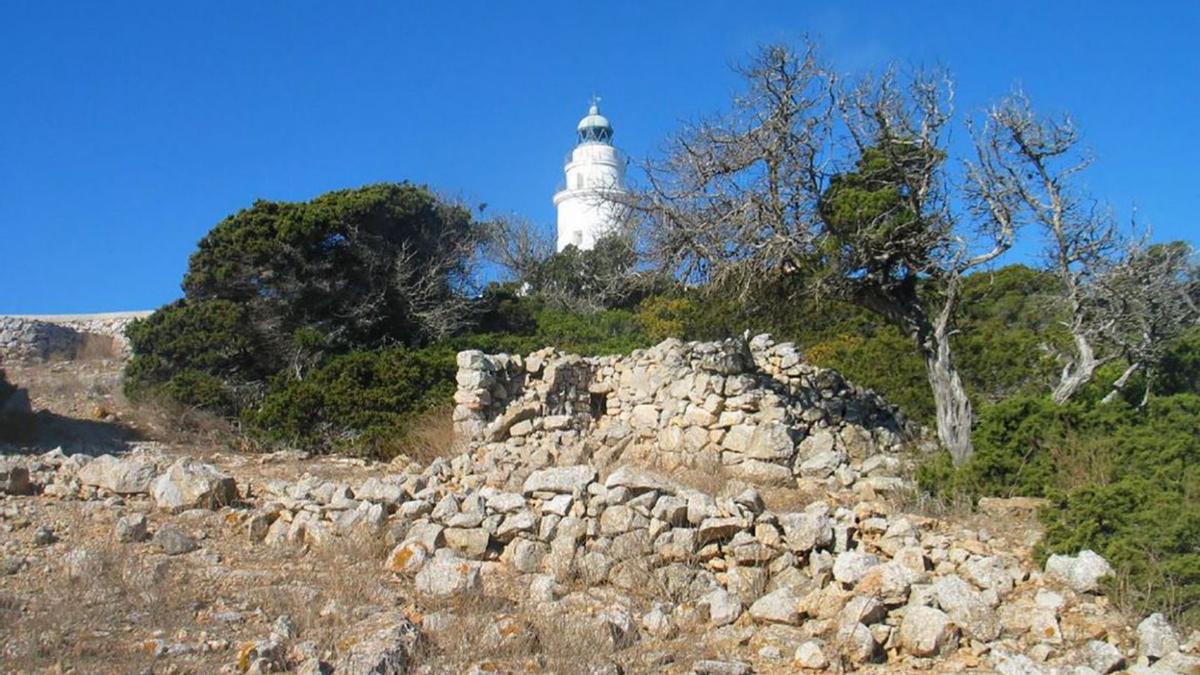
[793,639,829,669]
[1083,640,1124,674]
[77,453,158,494]
[150,457,238,511]
[1137,612,1181,660]
[1044,549,1114,593]
[748,587,801,625]
[832,550,879,585]
[415,551,481,597]
[933,574,1000,642]
[698,587,743,627]
[522,465,596,495]
[898,605,959,657]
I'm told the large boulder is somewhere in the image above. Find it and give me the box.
[778,509,833,554]
[77,453,158,494]
[522,465,596,495]
[1044,549,1114,593]
[1,464,34,496]
[898,605,959,657]
[333,611,420,675]
[415,550,481,597]
[933,574,1000,642]
[604,465,676,494]
[748,587,801,625]
[151,457,238,511]
[832,550,879,586]
[1137,612,1180,661]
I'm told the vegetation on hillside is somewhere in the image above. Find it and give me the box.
[123,43,1200,625]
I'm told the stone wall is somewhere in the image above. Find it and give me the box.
[453,334,916,494]
[0,311,150,362]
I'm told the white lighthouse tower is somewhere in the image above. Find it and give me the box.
[552,98,630,252]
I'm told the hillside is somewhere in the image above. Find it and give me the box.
[1,342,1195,673]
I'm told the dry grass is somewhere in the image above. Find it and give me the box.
[373,405,461,464]
[886,484,976,519]
[412,585,652,674]
[0,516,196,672]
[73,334,123,362]
[1046,431,1118,492]
[118,392,243,451]
[243,533,399,660]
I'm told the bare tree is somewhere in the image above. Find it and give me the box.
[634,43,1020,464]
[481,214,555,286]
[1098,241,1199,404]
[970,92,1122,403]
[392,225,480,341]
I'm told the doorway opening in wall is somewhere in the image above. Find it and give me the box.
[589,392,607,418]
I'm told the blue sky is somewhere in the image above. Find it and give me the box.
[2,1,1197,313]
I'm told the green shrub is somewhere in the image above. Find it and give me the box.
[532,308,650,356]
[123,299,265,414]
[125,183,477,417]
[1157,328,1200,396]
[806,331,933,424]
[245,345,457,455]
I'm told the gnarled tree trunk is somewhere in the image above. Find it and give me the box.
[859,286,976,464]
[924,330,975,465]
[1052,332,1101,404]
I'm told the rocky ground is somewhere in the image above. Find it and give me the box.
[1,356,1197,674]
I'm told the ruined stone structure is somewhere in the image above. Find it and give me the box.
[453,334,916,494]
[0,311,149,361]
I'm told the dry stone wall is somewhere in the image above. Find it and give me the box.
[0,312,149,361]
[453,334,917,495]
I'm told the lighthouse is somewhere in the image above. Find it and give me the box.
[552,98,630,252]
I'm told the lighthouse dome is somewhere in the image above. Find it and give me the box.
[576,103,613,144]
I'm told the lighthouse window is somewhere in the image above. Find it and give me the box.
[576,174,583,189]
[573,231,583,246]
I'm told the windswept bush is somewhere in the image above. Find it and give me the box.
[125,183,478,415]
[124,299,265,414]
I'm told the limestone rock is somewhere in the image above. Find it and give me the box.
[898,605,959,657]
[749,587,801,625]
[332,611,419,675]
[832,550,879,585]
[77,453,158,494]
[692,660,752,675]
[1083,639,1124,674]
[385,541,428,575]
[522,465,596,495]
[1137,612,1180,661]
[698,587,743,627]
[151,457,238,511]
[778,510,832,554]
[793,639,829,669]
[933,574,1000,642]
[1,465,33,495]
[1045,549,1114,593]
[415,550,481,597]
[604,465,675,494]
[443,528,490,558]
[154,525,198,556]
[116,513,149,543]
